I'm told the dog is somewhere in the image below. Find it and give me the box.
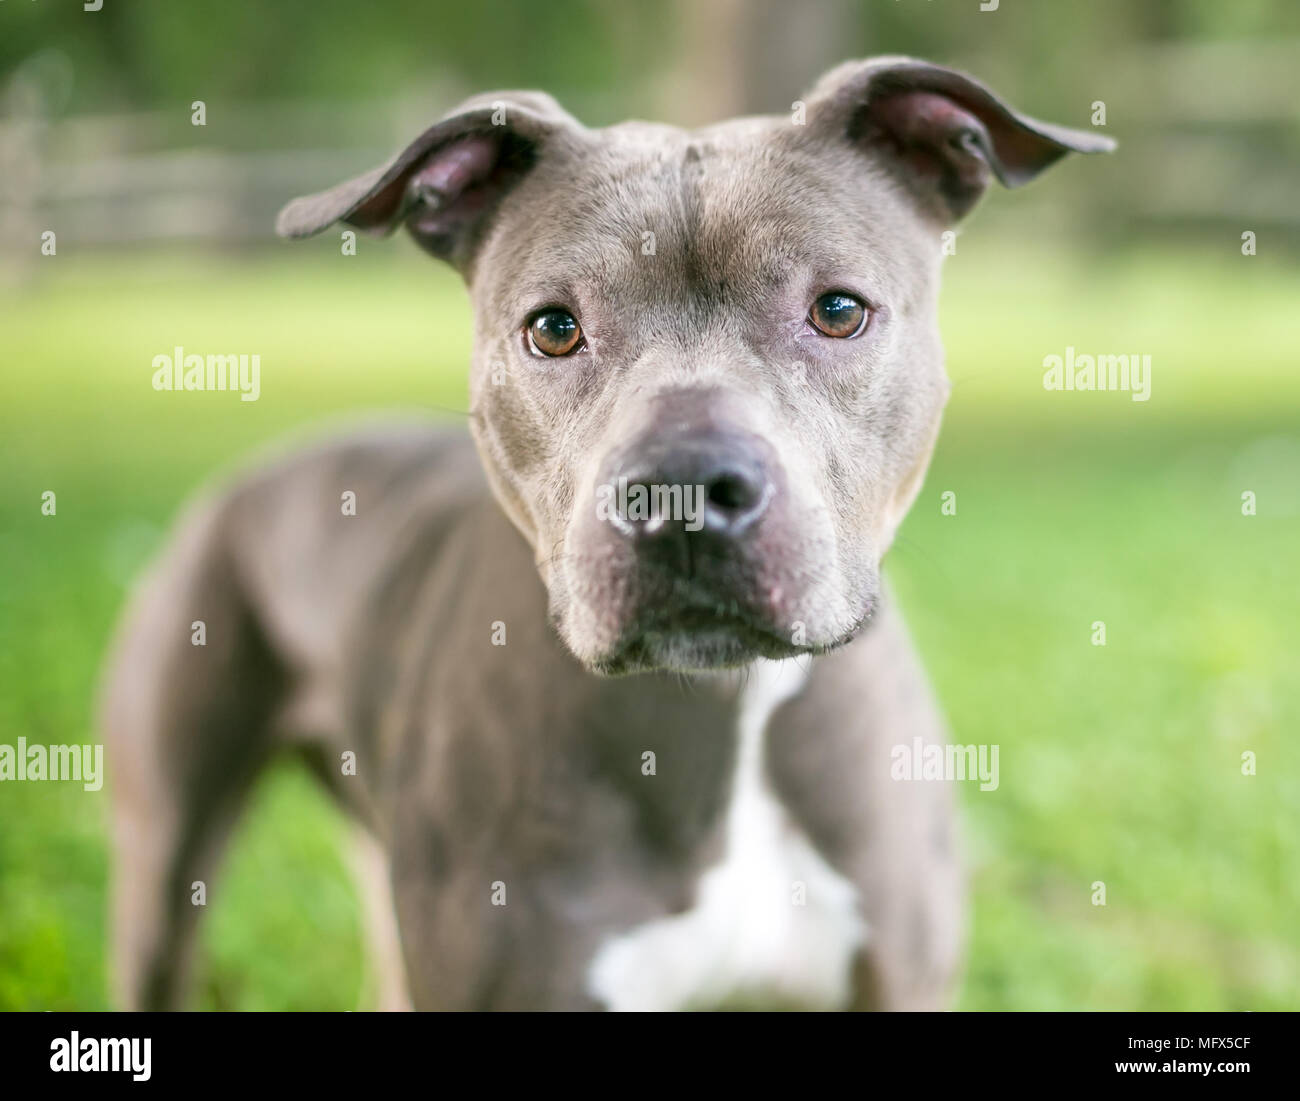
[102,57,1113,1011]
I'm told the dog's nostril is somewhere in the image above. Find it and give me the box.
[701,465,771,537]
[708,472,758,513]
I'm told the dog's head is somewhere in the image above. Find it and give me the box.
[279,57,1112,674]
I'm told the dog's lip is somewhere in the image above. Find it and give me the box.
[594,597,796,672]
[606,595,876,667]
[811,603,877,654]
[631,597,786,640]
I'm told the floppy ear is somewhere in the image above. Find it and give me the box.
[805,56,1115,223]
[275,91,579,269]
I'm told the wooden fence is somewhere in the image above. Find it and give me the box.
[2,36,1298,273]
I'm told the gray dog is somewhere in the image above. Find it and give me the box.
[102,57,1112,1011]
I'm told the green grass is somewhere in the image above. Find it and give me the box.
[1,233,1297,1010]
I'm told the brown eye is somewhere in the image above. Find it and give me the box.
[527,308,583,357]
[809,292,867,338]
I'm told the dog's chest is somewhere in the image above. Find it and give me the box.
[586,659,867,1011]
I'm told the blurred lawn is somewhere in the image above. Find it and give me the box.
[1,231,1297,1010]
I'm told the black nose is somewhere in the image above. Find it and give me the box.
[605,430,774,540]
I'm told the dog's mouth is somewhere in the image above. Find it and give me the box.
[552,517,882,676]
[590,587,873,675]
[595,604,795,676]
[585,591,879,677]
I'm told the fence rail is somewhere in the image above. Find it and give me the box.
[2,38,1299,267]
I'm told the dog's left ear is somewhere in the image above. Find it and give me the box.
[275,91,580,271]
[805,56,1115,223]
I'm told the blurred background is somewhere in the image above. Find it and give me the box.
[1,0,1297,1010]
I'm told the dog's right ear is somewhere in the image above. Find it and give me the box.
[275,91,579,271]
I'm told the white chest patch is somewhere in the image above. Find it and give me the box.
[587,658,867,1011]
